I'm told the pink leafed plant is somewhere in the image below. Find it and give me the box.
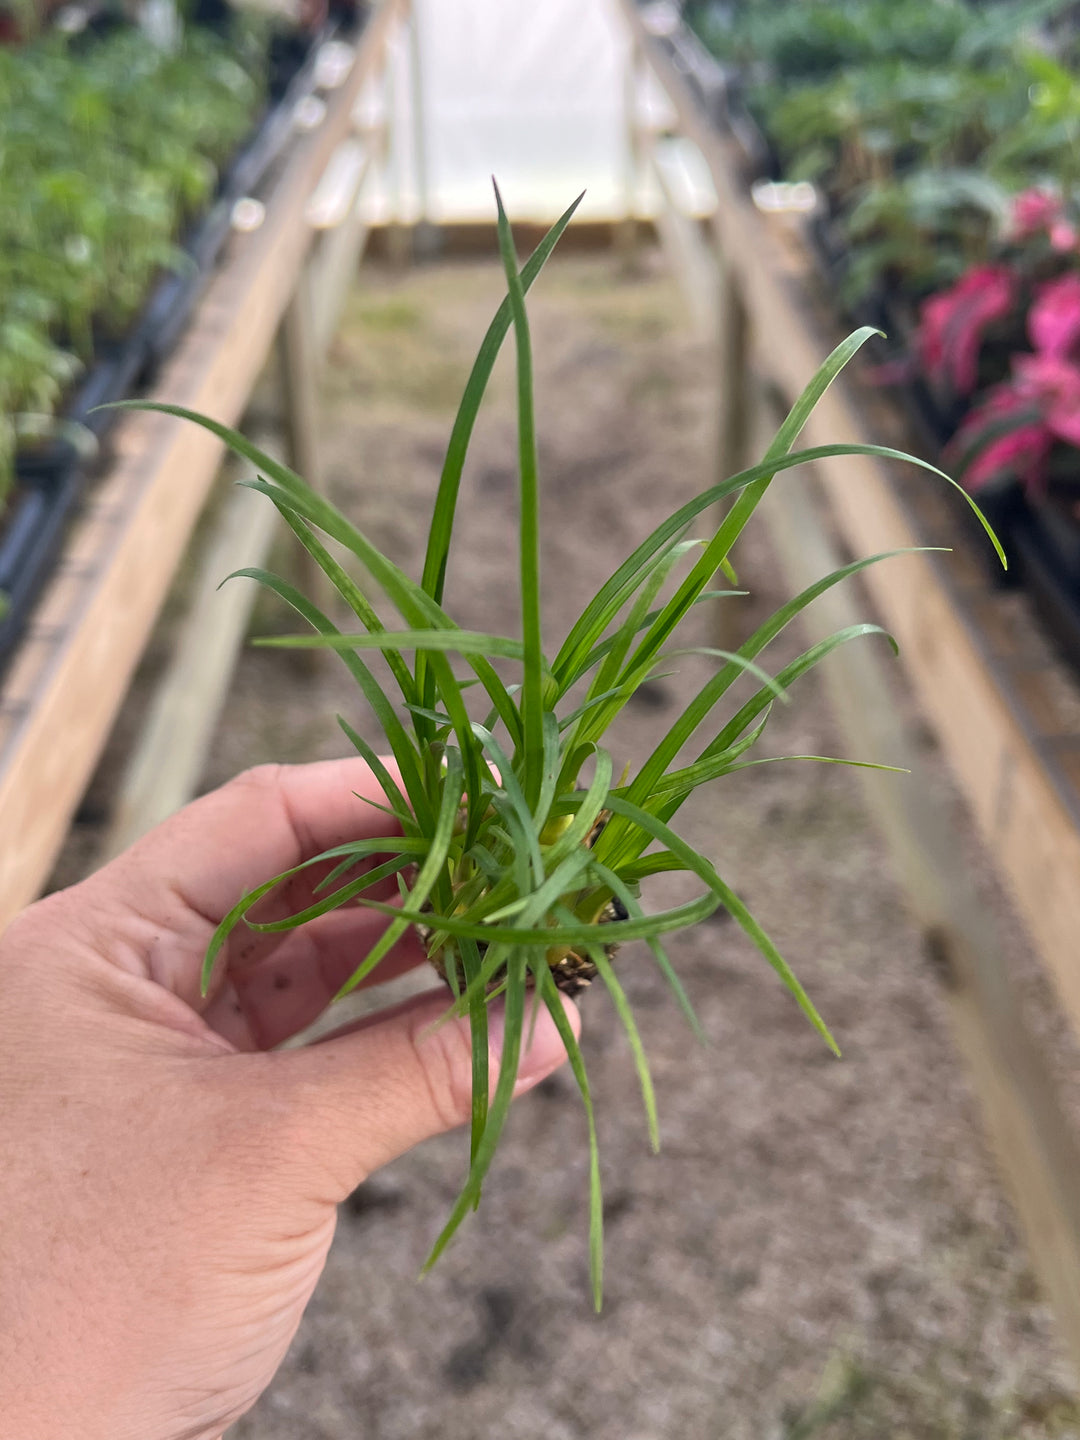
[1009,186,1064,241]
[1008,187,1078,254]
[918,265,1018,396]
[950,352,1080,493]
[1028,274,1080,359]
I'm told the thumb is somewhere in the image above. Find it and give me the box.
[271,987,580,1200]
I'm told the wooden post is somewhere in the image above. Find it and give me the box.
[711,248,751,648]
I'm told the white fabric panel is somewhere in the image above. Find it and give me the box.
[407,0,635,222]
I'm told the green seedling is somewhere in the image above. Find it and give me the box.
[114,190,1002,1307]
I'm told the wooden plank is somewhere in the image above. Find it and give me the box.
[647,144,718,341]
[751,380,1080,1370]
[97,476,279,862]
[308,140,376,355]
[0,0,407,932]
[621,0,1080,1042]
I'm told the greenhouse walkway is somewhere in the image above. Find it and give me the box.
[50,252,1080,1440]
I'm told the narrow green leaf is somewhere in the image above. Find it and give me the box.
[471,723,544,881]
[420,191,585,605]
[334,749,466,1000]
[603,545,921,857]
[591,860,703,1042]
[223,565,431,831]
[494,181,545,808]
[661,648,790,703]
[272,507,417,708]
[553,430,1000,688]
[621,331,882,683]
[484,846,593,923]
[586,939,659,1152]
[723,754,910,775]
[336,716,415,832]
[254,627,531,661]
[424,950,530,1269]
[355,889,720,952]
[457,934,489,1170]
[536,964,604,1310]
[200,836,421,993]
[103,402,527,751]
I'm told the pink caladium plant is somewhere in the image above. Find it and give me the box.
[1028,273,1080,359]
[917,215,1080,495]
[913,188,1080,404]
[917,265,1018,396]
[1009,187,1079,254]
[950,352,1080,494]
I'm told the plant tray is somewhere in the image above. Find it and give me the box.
[222,17,347,203]
[11,326,153,490]
[0,458,85,677]
[7,29,321,481]
[137,19,354,378]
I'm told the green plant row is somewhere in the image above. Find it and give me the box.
[688,0,1080,304]
[0,24,265,500]
[114,191,1001,1305]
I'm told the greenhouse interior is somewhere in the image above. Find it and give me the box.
[4,0,1080,1436]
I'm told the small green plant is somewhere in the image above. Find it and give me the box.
[117,192,1002,1306]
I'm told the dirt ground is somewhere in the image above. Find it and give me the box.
[54,250,1080,1437]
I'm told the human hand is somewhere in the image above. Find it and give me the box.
[0,759,577,1440]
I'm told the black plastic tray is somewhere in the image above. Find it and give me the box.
[1013,512,1080,674]
[0,459,86,677]
[136,21,342,378]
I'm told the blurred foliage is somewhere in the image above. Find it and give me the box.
[0,23,264,498]
[687,0,1080,303]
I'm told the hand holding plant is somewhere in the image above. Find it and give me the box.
[0,757,571,1440]
[116,190,1001,1306]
